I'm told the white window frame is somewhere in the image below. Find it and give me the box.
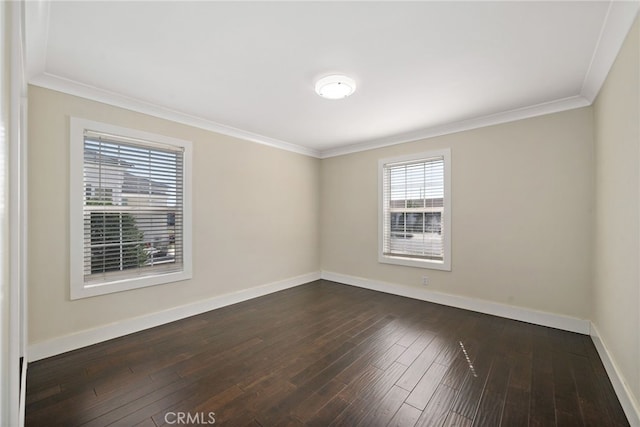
[378,148,451,271]
[70,117,193,299]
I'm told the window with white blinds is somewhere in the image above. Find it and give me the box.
[70,118,192,299]
[379,149,451,271]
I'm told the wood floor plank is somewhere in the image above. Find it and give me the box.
[81,378,190,427]
[356,385,409,427]
[372,343,408,371]
[335,363,384,403]
[472,354,510,426]
[27,370,184,426]
[25,280,629,427]
[292,379,346,423]
[396,328,423,348]
[133,417,156,427]
[448,339,495,420]
[414,383,458,427]
[529,331,557,427]
[551,345,583,426]
[440,353,472,390]
[570,352,620,427]
[152,384,244,426]
[396,331,436,367]
[501,388,531,427]
[388,402,422,427]
[500,354,532,426]
[242,374,298,418]
[443,411,473,427]
[290,341,357,386]
[330,362,407,426]
[305,395,350,427]
[396,338,448,392]
[405,361,449,410]
[471,390,504,427]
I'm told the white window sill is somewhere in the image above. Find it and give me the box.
[378,254,451,271]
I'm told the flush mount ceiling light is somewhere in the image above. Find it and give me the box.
[315,75,356,100]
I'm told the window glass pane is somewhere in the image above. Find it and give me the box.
[382,156,446,262]
[83,135,184,284]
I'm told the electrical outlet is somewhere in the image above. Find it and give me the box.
[422,276,429,286]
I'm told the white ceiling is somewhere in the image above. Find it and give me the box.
[26,1,640,158]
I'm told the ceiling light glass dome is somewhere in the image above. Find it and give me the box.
[315,75,356,99]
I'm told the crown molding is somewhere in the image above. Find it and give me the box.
[31,70,592,161]
[319,95,590,158]
[29,72,321,158]
[30,70,592,160]
[24,0,49,81]
[580,0,640,102]
[25,1,637,160]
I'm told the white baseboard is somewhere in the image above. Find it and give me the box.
[28,272,321,362]
[321,271,591,334]
[590,323,640,427]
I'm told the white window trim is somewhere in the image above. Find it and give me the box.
[378,148,451,271]
[70,117,193,299]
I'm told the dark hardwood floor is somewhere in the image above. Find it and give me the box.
[26,280,628,426]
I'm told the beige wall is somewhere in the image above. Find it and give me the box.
[321,107,594,319]
[593,15,640,411]
[28,86,320,345]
